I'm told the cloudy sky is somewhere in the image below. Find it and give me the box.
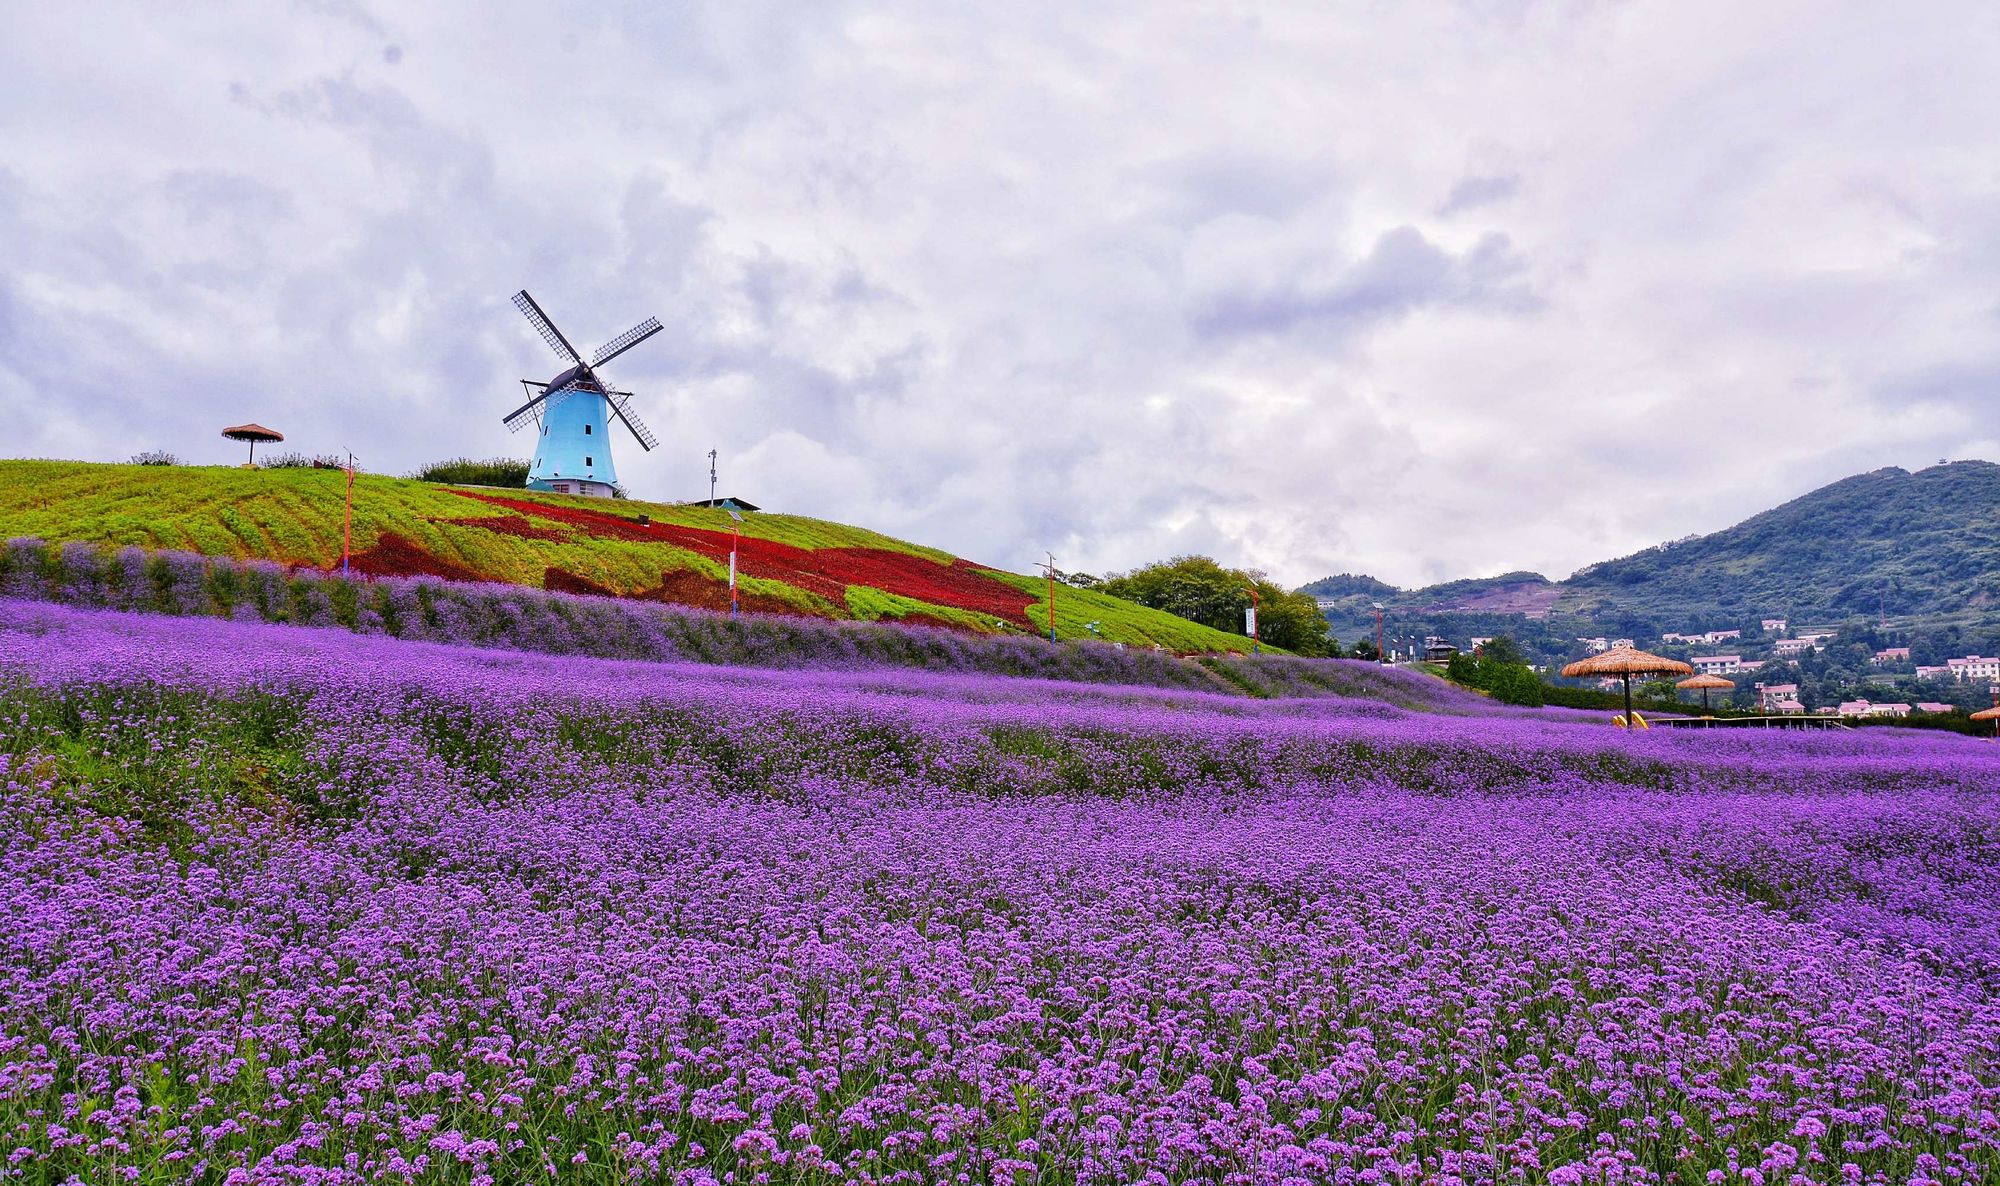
[4,1,1998,587]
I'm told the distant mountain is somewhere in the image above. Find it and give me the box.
[1306,460,2000,644]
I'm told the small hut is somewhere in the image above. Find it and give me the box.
[222,423,284,466]
[1562,646,1693,728]
[1677,673,1735,715]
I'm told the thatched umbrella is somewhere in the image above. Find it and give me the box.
[1677,673,1734,715]
[1973,706,2000,739]
[1562,646,1694,727]
[221,422,283,466]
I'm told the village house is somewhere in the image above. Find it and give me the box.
[1872,647,1911,665]
[1796,630,1839,646]
[1756,682,1803,713]
[1915,702,1956,714]
[1915,664,1951,680]
[1664,629,1742,646]
[1761,618,1787,632]
[1691,654,1743,675]
[1578,637,1610,654]
[1837,700,1912,718]
[1773,638,1817,658]
[1946,656,2000,681]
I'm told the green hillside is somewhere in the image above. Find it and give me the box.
[1561,462,2000,624]
[0,460,1260,653]
[1309,461,2000,642]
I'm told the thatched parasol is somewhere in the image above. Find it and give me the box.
[1677,672,1735,714]
[221,422,284,466]
[1562,646,1694,727]
[1973,705,2000,738]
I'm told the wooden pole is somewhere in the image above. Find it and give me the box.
[1623,673,1634,727]
[341,455,356,576]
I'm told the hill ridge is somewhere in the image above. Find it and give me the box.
[1307,459,2000,637]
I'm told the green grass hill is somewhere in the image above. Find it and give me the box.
[0,460,1260,653]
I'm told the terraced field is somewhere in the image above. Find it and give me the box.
[0,461,1255,651]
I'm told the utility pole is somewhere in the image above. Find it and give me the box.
[1373,602,1385,664]
[1245,584,1260,654]
[340,450,358,577]
[708,448,718,506]
[727,508,742,617]
[1043,553,1058,642]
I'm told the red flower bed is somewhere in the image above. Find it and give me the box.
[348,532,486,582]
[437,515,571,542]
[460,493,1035,627]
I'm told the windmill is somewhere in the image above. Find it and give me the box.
[502,289,663,498]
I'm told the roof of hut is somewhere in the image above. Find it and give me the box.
[1561,646,1693,679]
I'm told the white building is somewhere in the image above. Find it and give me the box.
[1773,638,1816,658]
[1946,656,2000,681]
[1838,699,1912,718]
[1756,682,1802,713]
[1761,618,1788,632]
[1691,654,1743,675]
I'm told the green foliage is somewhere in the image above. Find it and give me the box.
[128,450,178,466]
[264,451,346,469]
[1099,555,1332,655]
[411,456,531,487]
[1444,638,1544,706]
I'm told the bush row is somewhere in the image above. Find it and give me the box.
[0,537,1236,691]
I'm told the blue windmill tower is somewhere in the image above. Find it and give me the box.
[503,289,663,497]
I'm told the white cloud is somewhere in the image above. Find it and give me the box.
[3,0,1998,587]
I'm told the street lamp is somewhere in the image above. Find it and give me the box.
[1373,602,1385,664]
[1244,584,1260,654]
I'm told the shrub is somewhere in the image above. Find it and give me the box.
[129,450,179,466]
[412,457,530,487]
[265,452,346,469]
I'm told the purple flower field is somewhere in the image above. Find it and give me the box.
[2,600,1998,1185]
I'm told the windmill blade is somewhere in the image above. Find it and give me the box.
[512,290,583,364]
[589,316,663,368]
[501,380,583,432]
[605,389,660,452]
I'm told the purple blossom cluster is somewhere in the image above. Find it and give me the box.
[1,600,1997,1184]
